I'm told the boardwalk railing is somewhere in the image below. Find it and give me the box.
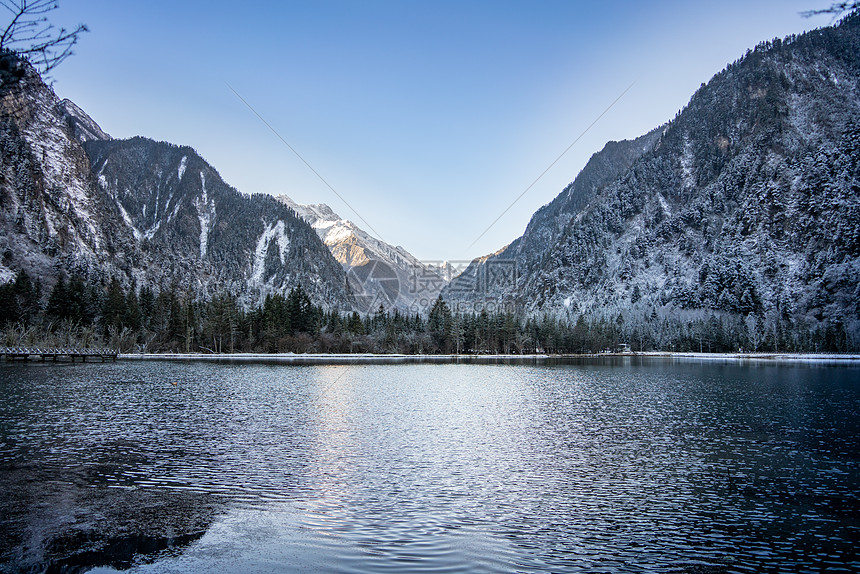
[0,346,119,362]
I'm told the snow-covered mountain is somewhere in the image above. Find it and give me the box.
[277,195,447,313]
[445,128,662,311]
[85,138,351,308]
[0,54,127,286]
[445,13,860,344]
[0,54,351,309]
[4,10,859,338]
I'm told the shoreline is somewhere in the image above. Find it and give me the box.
[118,352,860,365]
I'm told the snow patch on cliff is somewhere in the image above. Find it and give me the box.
[115,198,142,241]
[680,136,695,190]
[194,172,216,258]
[658,193,672,216]
[250,220,291,285]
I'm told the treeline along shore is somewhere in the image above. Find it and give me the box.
[118,352,860,366]
[1,270,856,355]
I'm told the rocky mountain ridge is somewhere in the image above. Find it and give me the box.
[0,54,351,310]
[85,137,351,308]
[444,13,860,348]
[2,11,859,347]
[60,98,111,142]
[0,55,125,286]
[277,194,447,313]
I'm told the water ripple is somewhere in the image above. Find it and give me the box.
[1,360,858,572]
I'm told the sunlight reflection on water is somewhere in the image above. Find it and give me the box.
[2,359,858,572]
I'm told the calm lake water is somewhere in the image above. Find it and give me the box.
[1,358,858,573]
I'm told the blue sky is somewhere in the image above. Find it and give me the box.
[49,0,837,261]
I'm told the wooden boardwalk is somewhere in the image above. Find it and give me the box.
[0,346,118,363]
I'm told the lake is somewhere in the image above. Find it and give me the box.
[1,358,858,573]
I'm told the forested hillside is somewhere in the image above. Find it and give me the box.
[85,137,350,309]
[445,12,860,352]
[2,12,859,354]
[0,52,352,316]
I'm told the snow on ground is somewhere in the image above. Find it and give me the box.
[658,193,672,216]
[116,198,143,241]
[115,196,161,242]
[21,92,102,250]
[178,156,187,181]
[194,172,215,258]
[169,199,182,222]
[119,352,860,364]
[143,221,161,241]
[250,220,290,285]
[640,351,860,363]
[312,219,336,232]
[0,265,15,284]
[680,136,695,190]
[321,221,355,246]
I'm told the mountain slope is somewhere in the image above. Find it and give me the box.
[85,138,352,308]
[445,128,662,308]
[0,54,129,285]
[446,13,860,346]
[277,195,447,313]
[0,55,352,309]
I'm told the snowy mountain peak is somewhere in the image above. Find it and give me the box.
[276,194,448,313]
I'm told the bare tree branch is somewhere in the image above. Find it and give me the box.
[0,0,87,76]
[801,1,860,18]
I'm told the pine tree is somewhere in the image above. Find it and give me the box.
[102,278,125,334]
[67,276,91,324]
[428,295,452,352]
[46,275,69,322]
[347,311,364,335]
[124,288,142,333]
